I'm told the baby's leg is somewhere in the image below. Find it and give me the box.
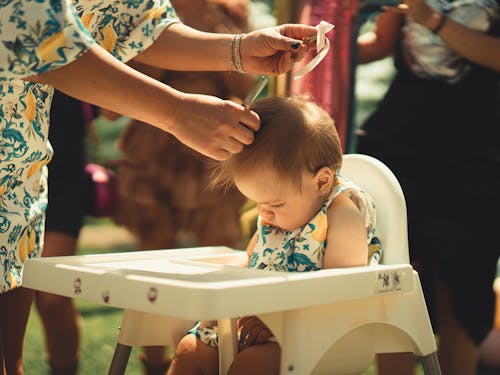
[167,334,218,375]
[228,342,280,375]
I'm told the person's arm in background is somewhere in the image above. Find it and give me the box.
[384,0,500,72]
[436,20,500,72]
[357,12,404,64]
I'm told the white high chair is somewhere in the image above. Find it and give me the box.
[22,154,442,375]
[256,153,442,374]
[108,153,441,375]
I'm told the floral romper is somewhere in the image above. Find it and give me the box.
[189,175,382,347]
[0,0,178,293]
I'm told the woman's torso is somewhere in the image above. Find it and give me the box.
[362,0,500,159]
[0,0,177,292]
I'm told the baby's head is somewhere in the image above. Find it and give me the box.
[212,95,342,230]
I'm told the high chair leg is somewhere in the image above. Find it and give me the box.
[218,318,239,375]
[421,352,442,375]
[108,343,132,375]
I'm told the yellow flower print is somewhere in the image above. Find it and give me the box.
[141,5,167,22]
[102,25,117,52]
[8,273,17,289]
[309,212,327,242]
[0,184,6,197]
[368,243,381,260]
[24,92,36,122]
[38,31,68,62]
[80,13,95,31]
[27,160,48,179]
[28,230,37,255]
[18,230,29,263]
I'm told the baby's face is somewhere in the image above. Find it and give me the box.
[234,168,325,231]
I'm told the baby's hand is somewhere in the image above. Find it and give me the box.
[238,316,273,347]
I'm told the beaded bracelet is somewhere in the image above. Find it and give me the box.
[431,13,447,34]
[231,34,245,73]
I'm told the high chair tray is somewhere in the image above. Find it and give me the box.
[23,246,414,320]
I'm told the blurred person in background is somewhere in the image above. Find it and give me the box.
[34,92,97,375]
[356,0,500,374]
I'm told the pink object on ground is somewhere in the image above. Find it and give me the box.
[85,163,117,218]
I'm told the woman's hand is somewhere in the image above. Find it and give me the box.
[383,0,441,30]
[168,92,260,161]
[238,316,273,347]
[240,24,318,75]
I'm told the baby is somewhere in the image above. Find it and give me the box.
[167,95,381,375]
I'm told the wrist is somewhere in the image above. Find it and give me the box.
[230,33,245,73]
[427,12,447,34]
[161,88,184,135]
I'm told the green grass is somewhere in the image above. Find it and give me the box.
[25,301,144,374]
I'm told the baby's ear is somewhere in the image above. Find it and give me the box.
[315,167,334,193]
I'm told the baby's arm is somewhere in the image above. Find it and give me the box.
[224,252,249,267]
[323,192,368,269]
[217,233,256,267]
[246,232,258,259]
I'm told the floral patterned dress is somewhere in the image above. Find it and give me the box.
[0,0,178,293]
[189,175,382,347]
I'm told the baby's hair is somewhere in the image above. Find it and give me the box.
[211,95,342,190]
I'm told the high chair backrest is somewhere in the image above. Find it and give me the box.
[341,154,409,264]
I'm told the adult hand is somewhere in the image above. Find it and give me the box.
[238,316,273,347]
[383,0,439,30]
[240,24,318,75]
[168,92,260,161]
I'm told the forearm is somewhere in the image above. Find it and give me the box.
[134,22,234,71]
[358,31,390,64]
[357,13,403,64]
[29,44,180,133]
[435,17,500,72]
[28,44,255,161]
